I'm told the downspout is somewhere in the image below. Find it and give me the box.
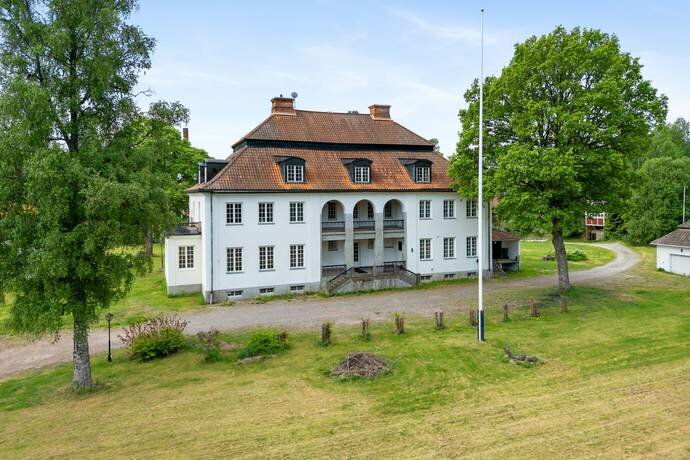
[208,192,214,304]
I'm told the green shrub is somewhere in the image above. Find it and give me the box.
[567,249,587,261]
[130,328,186,361]
[238,331,287,359]
[197,329,221,362]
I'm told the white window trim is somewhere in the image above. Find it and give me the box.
[443,199,456,219]
[466,200,478,219]
[289,201,305,223]
[290,244,305,269]
[419,238,432,261]
[353,166,371,183]
[259,245,275,271]
[286,164,304,183]
[419,200,432,220]
[327,202,337,220]
[226,202,243,225]
[443,237,456,259]
[466,236,478,258]
[178,246,195,270]
[416,166,431,183]
[258,202,274,224]
[226,247,243,273]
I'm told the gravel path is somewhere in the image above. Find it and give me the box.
[0,243,638,380]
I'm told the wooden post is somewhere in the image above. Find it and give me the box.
[530,298,540,318]
[469,309,477,327]
[395,314,405,335]
[321,322,332,345]
[435,311,445,330]
[361,318,370,340]
[503,304,509,322]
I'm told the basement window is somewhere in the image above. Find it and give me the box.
[290,285,305,292]
[226,290,243,298]
[444,273,456,279]
[420,275,432,281]
[259,287,275,295]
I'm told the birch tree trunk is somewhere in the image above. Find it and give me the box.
[72,316,93,389]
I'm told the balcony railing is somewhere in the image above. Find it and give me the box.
[353,220,375,231]
[322,264,347,276]
[322,221,345,232]
[383,219,404,230]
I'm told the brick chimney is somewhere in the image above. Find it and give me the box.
[182,127,189,141]
[369,104,391,120]
[271,96,296,116]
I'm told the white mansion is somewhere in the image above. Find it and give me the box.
[165,97,518,302]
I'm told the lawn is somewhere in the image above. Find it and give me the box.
[510,239,616,278]
[1,247,689,458]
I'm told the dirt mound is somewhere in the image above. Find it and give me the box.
[331,352,389,379]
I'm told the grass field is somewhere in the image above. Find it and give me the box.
[1,246,689,458]
[509,239,616,278]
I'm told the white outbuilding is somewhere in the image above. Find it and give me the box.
[651,221,690,276]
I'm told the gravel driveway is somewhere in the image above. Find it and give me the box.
[0,243,638,380]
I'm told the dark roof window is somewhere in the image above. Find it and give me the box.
[341,158,372,183]
[275,156,306,183]
[400,158,432,183]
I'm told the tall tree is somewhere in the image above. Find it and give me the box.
[450,26,666,291]
[624,157,690,244]
[0,0,186,388]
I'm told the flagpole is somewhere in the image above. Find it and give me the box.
[477,8,486,342]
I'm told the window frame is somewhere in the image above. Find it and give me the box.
[178,245,194,269]
[285,164,304,183]
[466,236,477,258]
[290,244,305,269]
[466,200,477,218]
[353,165,371,183]
[289,201,304,223]
[384,201,392,219]
[419,238,432,261]
[327,240,338,252]
[327,202,337,220]
[259,245,275,271]
[443,199,456,219]
[443,237,456,259]
[226,247,243,273]
[258,202,274,224]
[419,200,431,219]
[415,166,431,183]
[226,202,243,225]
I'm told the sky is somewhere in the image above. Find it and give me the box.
[132,0,690,159]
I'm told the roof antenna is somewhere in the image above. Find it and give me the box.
[291,91,298,109]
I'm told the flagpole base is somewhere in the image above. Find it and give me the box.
[478,309,485,341]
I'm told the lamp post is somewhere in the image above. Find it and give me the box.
[105,312,114,362]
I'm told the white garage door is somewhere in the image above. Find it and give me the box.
[670,254,690,276]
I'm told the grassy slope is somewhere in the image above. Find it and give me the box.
[1,245,689,458]
[510,239,616,278]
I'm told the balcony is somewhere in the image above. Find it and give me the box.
[171,221,201,235]
[353,220,375,231]
[383,219,404,230]
[322,221,345,233]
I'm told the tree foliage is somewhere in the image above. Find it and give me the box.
[0,0,191,388]
[449,26,666,290]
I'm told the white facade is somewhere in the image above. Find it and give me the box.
[655,245,690,276]
[165,190,492,301]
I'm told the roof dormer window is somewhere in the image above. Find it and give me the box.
[415,166,431,183]
[286,164,304,183]
[275,156,306,183]
[354,166,370,183]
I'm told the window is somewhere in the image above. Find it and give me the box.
[420,274,432,281]
[419,200,431,219]
[443,237,455,259]
[178,246,194,269]
[290,244,304,268]
[466,236,477,257]
[353,204,359,219]
[367,202,374,219]
[327,240,338,251]
[258,202,273,224]
[286,164,304,183]
[259,246,274,270]
[367,240,374,249]
[226,202,242,224]
[398,241,403,251]
[466,200,477,218]
[415,166,431,183]
[354,166,370,183]
[226,247,242,272]
[289,202,304,223]
[419,238,432,260]
[290,285,305,292]
[259,287,274,295]
[444,273,456,279]
[327,201,337,220]
[384,201,392,219]
[226,290,243,298]
[353,242,359,262]
[443,200,455,219]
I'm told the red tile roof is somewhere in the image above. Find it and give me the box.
[492,229,520,242]
[190,146,452,192]
[233,110,433,148]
